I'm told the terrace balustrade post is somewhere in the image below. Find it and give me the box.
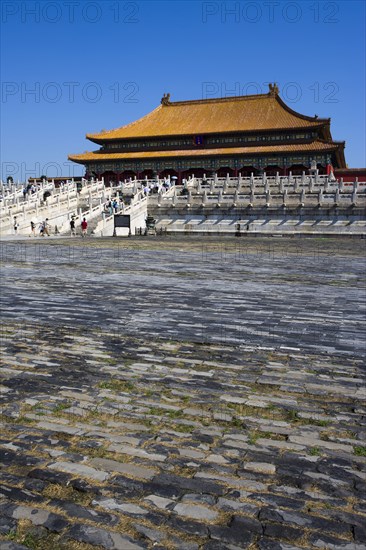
[217,189,222,207]
[233,189,238,206]
[352,190,357,206]
[266,190,271,207]
[300,189,305,207]
[335,189,340,206]
[187,190,192,207]
[318,188,323,206]
[283,189,287,207]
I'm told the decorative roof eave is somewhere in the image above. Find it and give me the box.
[275,94,330,125]
[87,124,326,145]
[333,141,346,169]
[317,138,345,147]
[68,141,340,165]
[319,121,333,142]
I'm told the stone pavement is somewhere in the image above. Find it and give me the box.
[0,237,365,550]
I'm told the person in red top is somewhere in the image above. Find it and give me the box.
[81,217,88,237]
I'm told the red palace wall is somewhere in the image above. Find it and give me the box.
[334,169,366,182]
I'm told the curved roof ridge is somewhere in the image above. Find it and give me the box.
[169,93,270,105]
[87,104,163,139]
[275,94,329,123]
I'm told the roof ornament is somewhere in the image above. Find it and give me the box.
[268,83,279,96]
[161,93,171,105]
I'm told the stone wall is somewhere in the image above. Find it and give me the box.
[146,174,366,236]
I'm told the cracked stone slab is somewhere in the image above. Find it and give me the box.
[288,436,354,453]
[92,498,148,516]
[88,458,157,479]
[47,461,110,481]
[243,462,276,475]
[108,444,166,462]
[67,523,146,549]
[173,502,219,521]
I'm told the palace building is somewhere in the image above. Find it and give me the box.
[69,84,347,184]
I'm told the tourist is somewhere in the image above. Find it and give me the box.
[13,217,18,234]
[113,199,118,213]
[30,221,36,237]
[43,219,51,236]
[81,217,88,237]
[39,221,45,236]
[70,216,76,236]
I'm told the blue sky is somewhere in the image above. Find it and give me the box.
[1,0,365,181]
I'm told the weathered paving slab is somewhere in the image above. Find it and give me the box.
[173,503,219,521]
[0,237,365,549]
[89,458,157,479]
[47,461,110,482]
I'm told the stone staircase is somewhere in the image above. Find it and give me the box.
[0,179,112,237]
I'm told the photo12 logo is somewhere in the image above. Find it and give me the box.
[202,81,340,104]
[2,161,82,182]
[1,81,140,104]
[201,2,340,24]
[1,2,140,24]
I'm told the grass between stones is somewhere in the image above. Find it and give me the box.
[308,447,322,456]
[42,483,92,505]
[353,445,366,456]
[226,401,289,421]
[4,519,100,550]
[99,379,135,392]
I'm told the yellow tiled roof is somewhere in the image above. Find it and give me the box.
[86,94,326,141]
[69,141,338,163]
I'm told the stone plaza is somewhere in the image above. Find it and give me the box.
[0,236,365,550]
